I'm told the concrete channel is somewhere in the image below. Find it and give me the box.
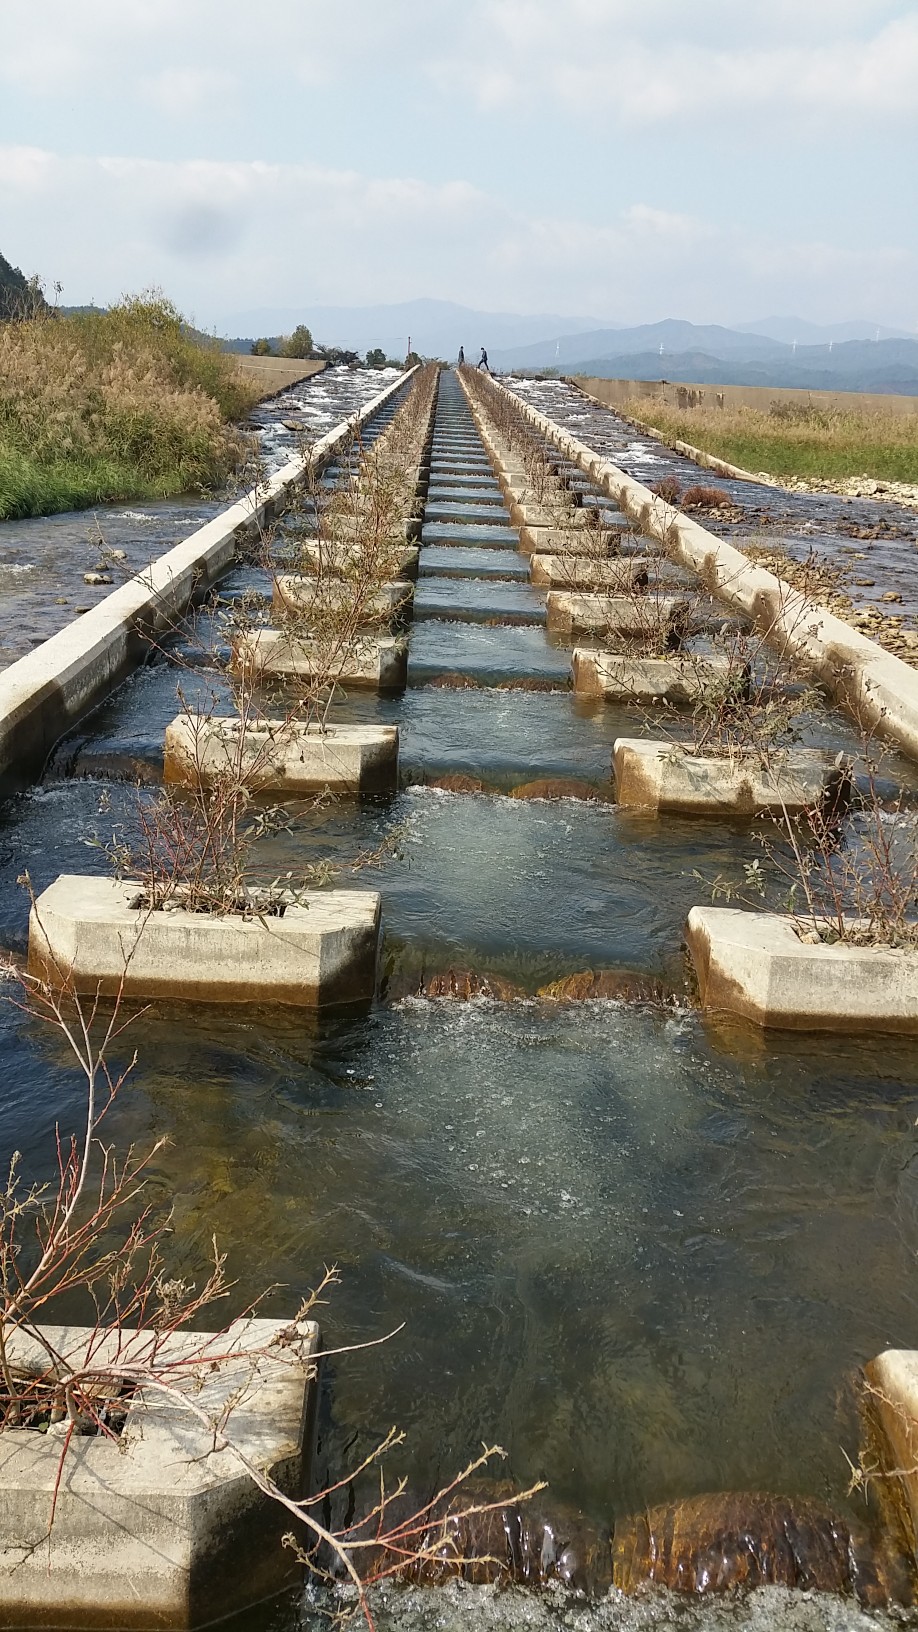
[3,367,918,1627]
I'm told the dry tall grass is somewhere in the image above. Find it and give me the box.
[618,397,918,485]
[0,292,260,519]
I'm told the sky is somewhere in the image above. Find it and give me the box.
[1,0,916,333]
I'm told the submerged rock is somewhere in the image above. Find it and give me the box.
[509,778,605,801]
[538,969,674,1004]
[422,968,526,1001]
[427,774,495,795]
[611,1492,914,1607]
[387,1493,610,1593]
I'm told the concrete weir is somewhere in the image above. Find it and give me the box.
[29,875,382,1008]
[0,1318,318,1629]
[0,369,415,791]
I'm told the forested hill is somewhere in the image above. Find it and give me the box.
[0,251,48,319]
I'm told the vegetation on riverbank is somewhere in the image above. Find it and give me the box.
[618,397,918,484]
[0,293,261,520]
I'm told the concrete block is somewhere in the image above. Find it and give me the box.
[547,593,683,638]
[272,575,413,625]
[572,651,732,702]
[685,906,918,1032]
[863,1350,918,1554]
[233,630,408,690]
[29,875,381,1008]
[163,716,399,795]
[294,541,420,581]
[530,554,653,591]
[613,738,839,815]
[518,521,631,556]
[0,1317,318,1629]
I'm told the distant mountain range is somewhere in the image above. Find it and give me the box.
[491,320,918,395]
[552,343,918,395]
[218,298,610,360]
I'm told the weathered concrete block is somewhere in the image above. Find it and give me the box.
[272,575,413,624]
[518,522,632,556]
[294,541,420,581]
[0,1316,318,1629]
[685,906,918,1032]
[547,592,682,638]
[573,651,732,702]
[613,738,839,815]
[233,629,408,690]
[864,1349,918,1555]
[530,554,653,591]
[29,875,381,1007]
[163,716,399,795]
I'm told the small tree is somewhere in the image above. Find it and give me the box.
[279,325,314,359]
[250,337,274,356]
[365,348,387,369]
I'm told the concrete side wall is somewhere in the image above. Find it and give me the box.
[492,378,918,764]
[572,375,918,418]
[234,356,326,399]
[0,369,415,791]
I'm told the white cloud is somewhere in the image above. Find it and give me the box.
[429,1,918,127]
[0,145,914,328]
[1,0,914,131]
[141,67,238,119]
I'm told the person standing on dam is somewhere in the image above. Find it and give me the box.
[478,347,489,372]
[457,345,465,365]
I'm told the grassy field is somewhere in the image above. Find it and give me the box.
[0,294,261,519]
[618,398,918,484]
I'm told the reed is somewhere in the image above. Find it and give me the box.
[620,397,918,484]
[0,292,261,519]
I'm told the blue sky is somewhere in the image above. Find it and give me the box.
[1,0,915,331]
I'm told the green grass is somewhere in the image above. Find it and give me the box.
[0,448,207,520]
[620,399,918,484]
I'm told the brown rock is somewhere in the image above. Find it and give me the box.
[423,967,526,1000]
[611,1491,912,1605]
[428,774,493,795]
[509,778,604,801]
[538,968,672,1004]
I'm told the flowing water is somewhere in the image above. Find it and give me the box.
[2,370,918,1629]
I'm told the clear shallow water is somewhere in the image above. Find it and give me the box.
[4,371,918,1626]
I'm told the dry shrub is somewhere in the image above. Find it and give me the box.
[651,475,682,504]
[682,484,732,509]
[0,291,259,516]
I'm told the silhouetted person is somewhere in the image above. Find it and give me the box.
[457,346,465,365]
[478,347,489,371]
